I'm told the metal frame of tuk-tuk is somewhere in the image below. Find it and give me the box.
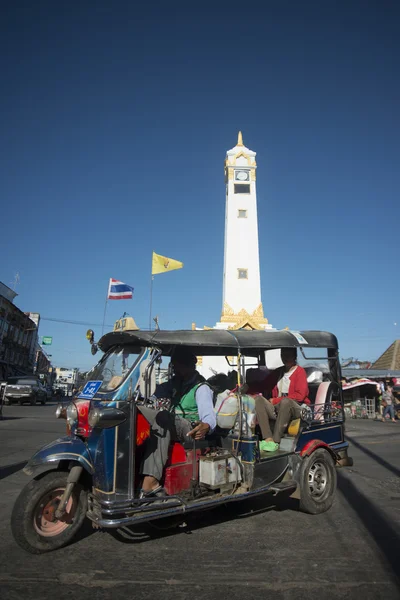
[20,329,352,534]
[77,329,350,528]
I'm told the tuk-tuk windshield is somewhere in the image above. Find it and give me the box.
[89,345,142,392]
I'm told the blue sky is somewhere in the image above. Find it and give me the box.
[1,1,399,371]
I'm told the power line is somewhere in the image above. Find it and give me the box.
[41,317,114,328]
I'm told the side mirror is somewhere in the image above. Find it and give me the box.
[139,359,156,398]
[91,344,98,356]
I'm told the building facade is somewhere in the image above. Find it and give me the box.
[0,283,40,380]
[35,344,52,378]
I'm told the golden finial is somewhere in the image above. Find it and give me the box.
[237,131,243,146]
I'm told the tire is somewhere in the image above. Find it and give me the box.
[19,399,25,406]
[11,470,88,554]
[298,448,337,515]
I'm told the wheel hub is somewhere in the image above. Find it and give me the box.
[33,488,76,537]
[42,499,58,523]
[308,460,328,499]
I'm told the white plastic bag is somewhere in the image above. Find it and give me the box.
[214,391,239,429]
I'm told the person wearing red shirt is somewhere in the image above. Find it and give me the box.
[255,348,310,453]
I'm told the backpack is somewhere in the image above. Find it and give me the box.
[206,371,239,405]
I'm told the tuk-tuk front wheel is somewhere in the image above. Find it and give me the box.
[298,448,337,514]
[11,470,88,554]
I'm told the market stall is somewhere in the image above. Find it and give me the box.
[342,377,379,418]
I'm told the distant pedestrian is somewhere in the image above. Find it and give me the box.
[381,385,396,423]
[376,381,385,418]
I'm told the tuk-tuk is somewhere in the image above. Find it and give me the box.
[11,328,353,554]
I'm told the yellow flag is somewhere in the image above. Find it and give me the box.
[152,252,184,275]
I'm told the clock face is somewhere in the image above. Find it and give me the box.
[235,170,249,181]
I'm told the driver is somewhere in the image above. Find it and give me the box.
[140,348,216,499]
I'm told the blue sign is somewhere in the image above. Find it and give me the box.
[79,380,103,399]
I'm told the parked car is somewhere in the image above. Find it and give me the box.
[5,376,47,406]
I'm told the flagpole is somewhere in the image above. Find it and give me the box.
[149,274,154,331]
[102,280,110,336]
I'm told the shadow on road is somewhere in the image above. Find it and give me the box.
[109,492,298,545]
[346,434,400,478]
[337,470,400,589]
[68,519,97,547]
[0,461,27,480]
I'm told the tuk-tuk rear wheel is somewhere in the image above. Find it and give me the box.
[298,448,337,515]
[11,470,88,554]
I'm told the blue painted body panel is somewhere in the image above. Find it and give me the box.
[295,423,344,453]
[85,348,150,492]
[85,427,116,491]
[25,436,94,474]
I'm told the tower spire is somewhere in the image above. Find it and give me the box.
[237,131,243,146]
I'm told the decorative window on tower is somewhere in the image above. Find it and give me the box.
[238,268,248,279]
[238,209,247,218]
[234,184,250,194]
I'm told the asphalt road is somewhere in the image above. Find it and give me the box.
[0,402,399,600]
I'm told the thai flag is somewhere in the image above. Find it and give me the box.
[108,278,134,300]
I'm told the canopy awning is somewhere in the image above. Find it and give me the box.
[98,329,339,355]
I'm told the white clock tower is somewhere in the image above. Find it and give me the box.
[214,132,271,331]
[195,133,272,377]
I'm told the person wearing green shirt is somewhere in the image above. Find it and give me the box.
[140,348,216,498]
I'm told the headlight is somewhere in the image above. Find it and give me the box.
[66,403,78,426]
[88,407,100,428]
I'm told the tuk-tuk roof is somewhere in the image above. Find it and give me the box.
[98,329,338,356]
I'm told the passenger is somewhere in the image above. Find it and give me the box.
[244,367,270,396]
[207,370,239,394]
[255,348,310,453]
[140,348,216,498]
[243,367,276,439]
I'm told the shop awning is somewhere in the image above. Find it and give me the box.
[342,378,379,391]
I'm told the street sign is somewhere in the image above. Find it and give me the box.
[79,380,102,399]
[42,336,52,345]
